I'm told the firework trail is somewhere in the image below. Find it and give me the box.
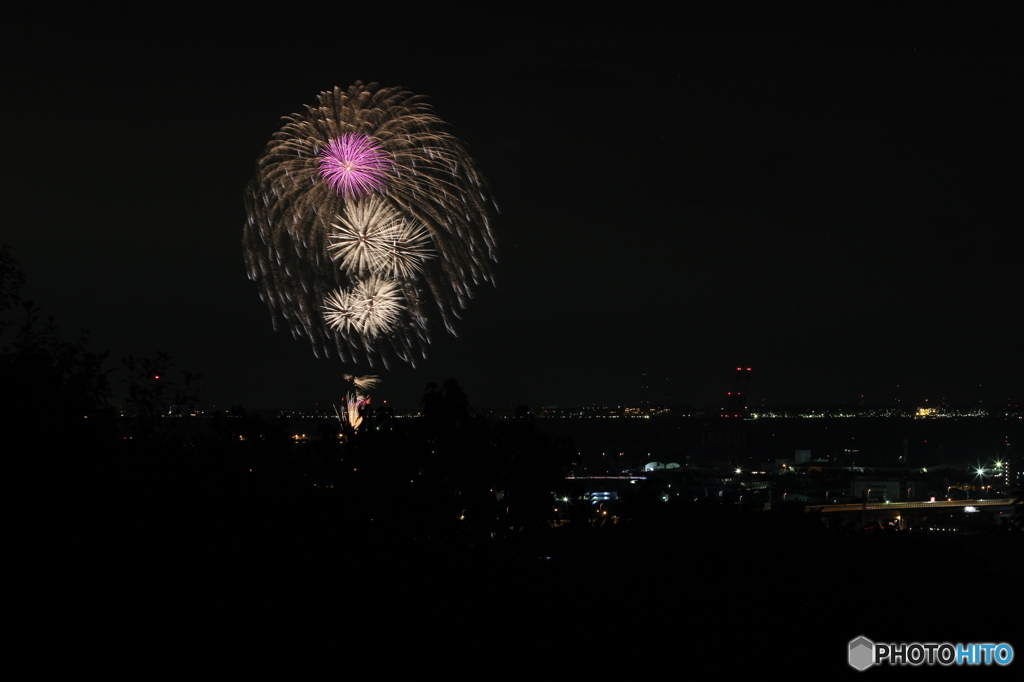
[243,81,497,367]
[337,374,378,433]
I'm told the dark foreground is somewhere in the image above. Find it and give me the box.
[17,455,1021,679]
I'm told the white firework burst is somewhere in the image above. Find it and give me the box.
[323,276,406,339]
[323,288,361,334]
[327,197,434,280]
[353,277,405,337]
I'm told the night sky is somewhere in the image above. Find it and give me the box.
[4,6,1021,412]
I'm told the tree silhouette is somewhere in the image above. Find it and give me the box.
[1,245,112,463]
[422,379,472,434]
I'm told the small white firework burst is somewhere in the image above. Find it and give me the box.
[352,277,405,337]
[327,197,434,280]
[323,288,361,334]
[343,373,380,393]
[323,276,406,339]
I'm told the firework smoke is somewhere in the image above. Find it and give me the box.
[243,81,497,366]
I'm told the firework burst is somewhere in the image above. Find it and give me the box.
[323,277,405,340]
[322,288,361,335]
[344,374,380,392]
[327,196,434,280]
[318,133,392,199]
[243,81,497,366]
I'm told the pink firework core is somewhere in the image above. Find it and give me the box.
[318,134,392,198]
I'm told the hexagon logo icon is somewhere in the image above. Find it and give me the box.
[849,636,875,671]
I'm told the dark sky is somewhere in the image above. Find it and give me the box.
[3,5,1021,412]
